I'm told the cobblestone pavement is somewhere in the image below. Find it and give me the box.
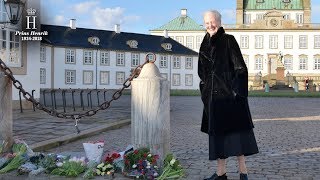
[2,96,320,180]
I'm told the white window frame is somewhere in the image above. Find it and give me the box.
[240,35,249,49]
[314,35,320,49]
[66,49,76,64]
[196,36,202,50]
[314,56,320,70]
[100,51,110,66]
[186,36,193,49]
[284,35,293,49]
[0,30,21,67]
[244,14,251,24]
[83,50,93,65]
[172,73,180,86]
[173,56,181,69]
[160,55,167,68]
[185,57,193,69]
[40,46,46,62]
[175,36,184,45]
[256,14,264,20]
[83,70,93,85]
[299,56,307,70]
[116,52,125,66]
[100,71,110,85]
[283,56,293,70]
[40,68,46,84]
[299,35,307,49]
[296,14,303,24]
[283,14,290,20]
[255,35,263,49]
[254,56,263,70]
[65,70,76,84]
[116,71,125,85]
[131,53,140,67]
[269,35,278,49]
[185,74,193,86]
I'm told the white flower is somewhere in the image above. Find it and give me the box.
[154,166,158,169]
[146,165,150,169]
[132,164,137,168]
[56,162,63,167]
[154,172,159,177]
[147,154,152,157]
[147,162,151,166]
[170,159,176,165]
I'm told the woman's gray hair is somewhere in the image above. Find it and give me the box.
[203,10,222,25]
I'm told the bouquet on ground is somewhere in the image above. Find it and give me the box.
[124,147,159,179]
[51,156,86,177]
[156,154,184,180]
[83,140,105,163]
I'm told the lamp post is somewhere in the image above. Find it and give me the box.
[2,0,25,24]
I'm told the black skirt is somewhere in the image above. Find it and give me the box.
[209,129,259,160]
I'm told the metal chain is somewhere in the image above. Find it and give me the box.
[0,54,153,121]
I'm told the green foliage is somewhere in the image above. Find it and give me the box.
[0,154,27,174]
[157,154,184,180]
[51,161,86,177]
[38,154,58,173]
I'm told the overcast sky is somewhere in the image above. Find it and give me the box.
[40,0,320,34]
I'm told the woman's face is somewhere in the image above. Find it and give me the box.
[204,13,220,37]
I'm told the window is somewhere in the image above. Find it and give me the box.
[314,35,320,49]
[161,73,168,80]
[0,2,8,22]
[299,35,307,49]
[185,74,193,86]
[88,36,100,45]
[66,49,76,64]
[283,14,290,20]
[243,55,249,69]
[244,14,251,24]
[283,56,293,70]
[127,40,138,48]
[65,70,76,84]
[8,31,20,65]
[254,56,263,70]
[256,14,264,20]
[173,56,181,69]
[116,52,125,66]
[196,36,203,49]
[100,51,110,66]
[314,56,320,70]
[185,57,193,69]
[269,35,278,49]
[147,54,155,62]
[186,36,193,49]
[40,46,46,62]
[131,53,140,67]
[240,36,249,48]
[40,68,46,84]
[296,14,303,24]
[83,70,93,84]
[116,72,125,84]
[299,55,307,70]
[255,35,263,49]
[160,55,168,68]
[175,36,184,45]
[284,35,293,49]
[100,71,110,85]
[172,74,180,86]
[83,50,93,64]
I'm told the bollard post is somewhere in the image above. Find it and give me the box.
[264,83,269,93]
[131,62,170,161]
[0,72,13,152]
[97,90,100,106]
[19,89,23,113]
[32,90,35,111]
[72,89,76,111]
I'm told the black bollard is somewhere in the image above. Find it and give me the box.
[62,89,66,113]
[31,90,35,111]
[97,90,100,106]
[80,90,84,110]
[19,89,23,113]
[72,89,76,111]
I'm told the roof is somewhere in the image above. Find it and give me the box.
[41,24,198,56]
[244,0,303,10]
[150,16,205,31]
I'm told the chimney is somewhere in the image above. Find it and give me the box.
[70,19,76,29]
[114,24,120,33]
[163,29,168,38]
[181,9,187,17]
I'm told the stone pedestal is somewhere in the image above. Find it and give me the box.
[276,67,285,81]
[0,73,13,152]
[131,63,170,160]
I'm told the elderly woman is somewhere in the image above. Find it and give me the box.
[198,10,259,180]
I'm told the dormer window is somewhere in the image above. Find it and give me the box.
[127,40,138,48]
[161,43,172,51]
[256,0,264,3]
[283,0,290,3]
[88,36,100,45]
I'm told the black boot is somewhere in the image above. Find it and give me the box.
[240,173,248,180]
[204,173,227,180]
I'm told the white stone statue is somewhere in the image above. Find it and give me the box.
[277,51,285,67]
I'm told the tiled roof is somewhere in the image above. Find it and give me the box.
[41,24,198,56]
[244,0,303,10]
[151,16,204,31]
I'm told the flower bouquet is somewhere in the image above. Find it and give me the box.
[156,154,184,180]
[124,147,159,179]
[51,156,86,177]
[83,140,104,163]
[0,141,28,174]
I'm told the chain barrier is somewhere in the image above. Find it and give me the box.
[0,53,156,133]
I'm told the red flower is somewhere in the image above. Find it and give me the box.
[134,150,139,154]
[143,153,148,158]
[125,160,129,165]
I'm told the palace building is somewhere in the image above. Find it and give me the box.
[150,0,320,90]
